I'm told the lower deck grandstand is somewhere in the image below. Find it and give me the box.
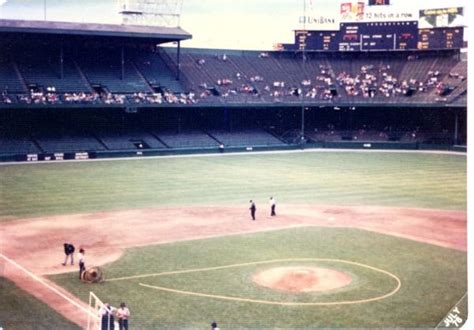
[0,104,465,161]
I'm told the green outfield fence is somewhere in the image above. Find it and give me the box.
[0,142,466,163]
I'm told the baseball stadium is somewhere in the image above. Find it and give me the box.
[0,0,468,329]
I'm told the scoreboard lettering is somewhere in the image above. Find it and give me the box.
[340,21,417,51]
[318,32,339,51]
[295,30,340,51]
[339,24,360,51]
[418,28,463,49]
[285,21,462,51]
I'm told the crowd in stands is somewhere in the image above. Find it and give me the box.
[189,52,466,104]
[193,54,338,102]
[448,71,466,81]
[0,89,197,106]
[63,92,100,104]
[1,91,13,104]
[334,64,452,99]
[0,51,466,106]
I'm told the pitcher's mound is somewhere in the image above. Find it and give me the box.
[253,266,352,293]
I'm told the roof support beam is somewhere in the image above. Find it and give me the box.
[59,43,64,79]
[176,40,181,81]
[121,46,125,80]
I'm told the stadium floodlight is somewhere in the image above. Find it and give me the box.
[118,0,183,27]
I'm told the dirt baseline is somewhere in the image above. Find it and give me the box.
[0,204,467,328]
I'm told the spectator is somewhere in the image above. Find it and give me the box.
[116,302,130,330]
[100,303,115,330]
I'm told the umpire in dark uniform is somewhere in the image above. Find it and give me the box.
[249,200,256,220]
[62,243,75,266]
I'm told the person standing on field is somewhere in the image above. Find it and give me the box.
[100,303,115,330]
[62,243,75,266]
[78,248,85,279]
[270,197,276,217]
[116,302,130,330]
[249,200,256,220]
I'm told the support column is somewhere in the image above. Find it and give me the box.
[121,46,125,80]
[176,41,181,81]
[59,43,64,79]
[453,111,459,145]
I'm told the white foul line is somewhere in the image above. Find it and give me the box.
[0,252,96,318]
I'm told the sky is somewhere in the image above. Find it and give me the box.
[0,0,469,50]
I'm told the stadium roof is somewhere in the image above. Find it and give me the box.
[0,19,192,43]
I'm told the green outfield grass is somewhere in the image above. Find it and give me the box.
[0,151,466,220]
[0,277,80,330]
[50,227,467,329]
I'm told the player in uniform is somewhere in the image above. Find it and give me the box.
[78,248,85,279]
[270,197,276,217]
[249,200,256,220]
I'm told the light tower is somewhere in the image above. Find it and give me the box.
[118,0,183,27]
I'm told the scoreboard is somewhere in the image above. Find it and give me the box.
[357,21,418,50]
[316,31,340,51]
[294,30,340,51]
[286,22,463,51]
[418,27,463,49]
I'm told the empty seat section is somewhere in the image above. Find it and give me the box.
[209,130,284,147]
[78,51,150,93]
[156,130,219,148]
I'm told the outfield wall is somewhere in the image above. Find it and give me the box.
[0,142,466,163]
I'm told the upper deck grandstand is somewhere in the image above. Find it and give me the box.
[0,17,467,108]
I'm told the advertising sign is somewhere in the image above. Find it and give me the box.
[419,7,464,28]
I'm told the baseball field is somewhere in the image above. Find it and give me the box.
[0,150,467,329]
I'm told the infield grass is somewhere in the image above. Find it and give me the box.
[50,227,467,329]
[0,151,466,220]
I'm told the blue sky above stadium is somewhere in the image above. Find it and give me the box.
[0,0,468,49]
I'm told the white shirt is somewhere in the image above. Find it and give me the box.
[100,305,114,316]
[116,307,130,320]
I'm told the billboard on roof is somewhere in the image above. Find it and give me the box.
[340,1,417,23]
[298,0,340,31]
[419,7,464,28]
